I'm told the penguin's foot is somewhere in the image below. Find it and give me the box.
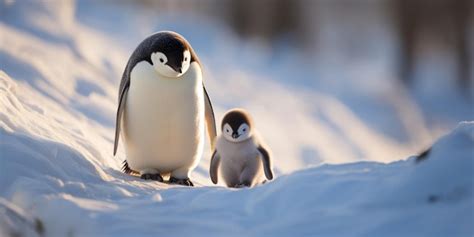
[140,173,164,182]
[234,182,251,188]
[169,177,194,186]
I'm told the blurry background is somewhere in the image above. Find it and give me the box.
[1,0,473,175]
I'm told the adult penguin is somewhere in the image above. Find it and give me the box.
[114,31,216,186]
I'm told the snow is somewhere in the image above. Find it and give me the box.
[0,0,473,236]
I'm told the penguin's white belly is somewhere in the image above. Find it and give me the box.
[122,61,205,173]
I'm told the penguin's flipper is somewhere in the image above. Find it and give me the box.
[210,150,221,184]
[114,83,130,156]
[203,85,217,150]
[257,145,274,180]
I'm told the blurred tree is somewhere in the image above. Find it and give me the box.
[226,0,300,42]
[395,0,472,94]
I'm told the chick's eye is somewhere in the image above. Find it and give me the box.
[243,129,246,132]
[184,57,187,61]
[226,129,229,133]
[160,58,164,63]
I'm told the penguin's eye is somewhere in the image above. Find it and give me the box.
[159,58,164,63]
[184,57,188,61]
[243,128,246,132]
[226,129,229,133]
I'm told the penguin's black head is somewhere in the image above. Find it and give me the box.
[148,32,195,78]
[221,109,253,142]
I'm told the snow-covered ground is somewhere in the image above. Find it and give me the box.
[0,1,473,236]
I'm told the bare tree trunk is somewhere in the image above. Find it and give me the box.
[395,0,416,85]
[453,0,471,95]
[394,0,472,94]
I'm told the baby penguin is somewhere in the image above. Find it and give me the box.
[210,109,274,188]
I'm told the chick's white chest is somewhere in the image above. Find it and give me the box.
[217,136,259,170]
